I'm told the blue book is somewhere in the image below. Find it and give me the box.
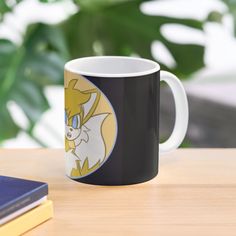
[0,176,48,221]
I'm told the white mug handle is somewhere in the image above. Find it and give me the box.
[159,71,189,154]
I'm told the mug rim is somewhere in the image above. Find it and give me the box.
[64,56,160,78]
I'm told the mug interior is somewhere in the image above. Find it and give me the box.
[65,56,160,78]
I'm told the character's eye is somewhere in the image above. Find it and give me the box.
[72,116,78,129]
[65,111,68,124]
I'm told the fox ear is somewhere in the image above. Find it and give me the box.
[68,79,77,89]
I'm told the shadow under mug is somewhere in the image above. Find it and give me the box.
[64,56,188,185]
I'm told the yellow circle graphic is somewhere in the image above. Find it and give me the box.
[64,71,118,179]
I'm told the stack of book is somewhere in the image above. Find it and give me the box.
[0,176,53,235]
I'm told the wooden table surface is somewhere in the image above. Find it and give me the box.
[0,149,236,236]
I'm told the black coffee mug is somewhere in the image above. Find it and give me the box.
[64,56,188,185]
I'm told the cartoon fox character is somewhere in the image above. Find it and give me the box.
[65,79,109,178]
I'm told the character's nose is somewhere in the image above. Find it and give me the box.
[69,128,73,132]
[67,132,72,138]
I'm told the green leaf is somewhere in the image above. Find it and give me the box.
[11,81,50,123]
[0,0,22,18]
[75,0,135,10]
[62,0,204,77]
[207,11,224,23]
[0,24,68,143]
[164,42,204,78]
[39,0,62,2]
[0,1,12,16]
[0,106,19,142]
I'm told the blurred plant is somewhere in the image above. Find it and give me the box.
[0,0,205,146]
[206,0,236,35]
[223,0,236,34]
[0,25,68,144]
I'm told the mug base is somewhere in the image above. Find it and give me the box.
[67,171,159,186]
